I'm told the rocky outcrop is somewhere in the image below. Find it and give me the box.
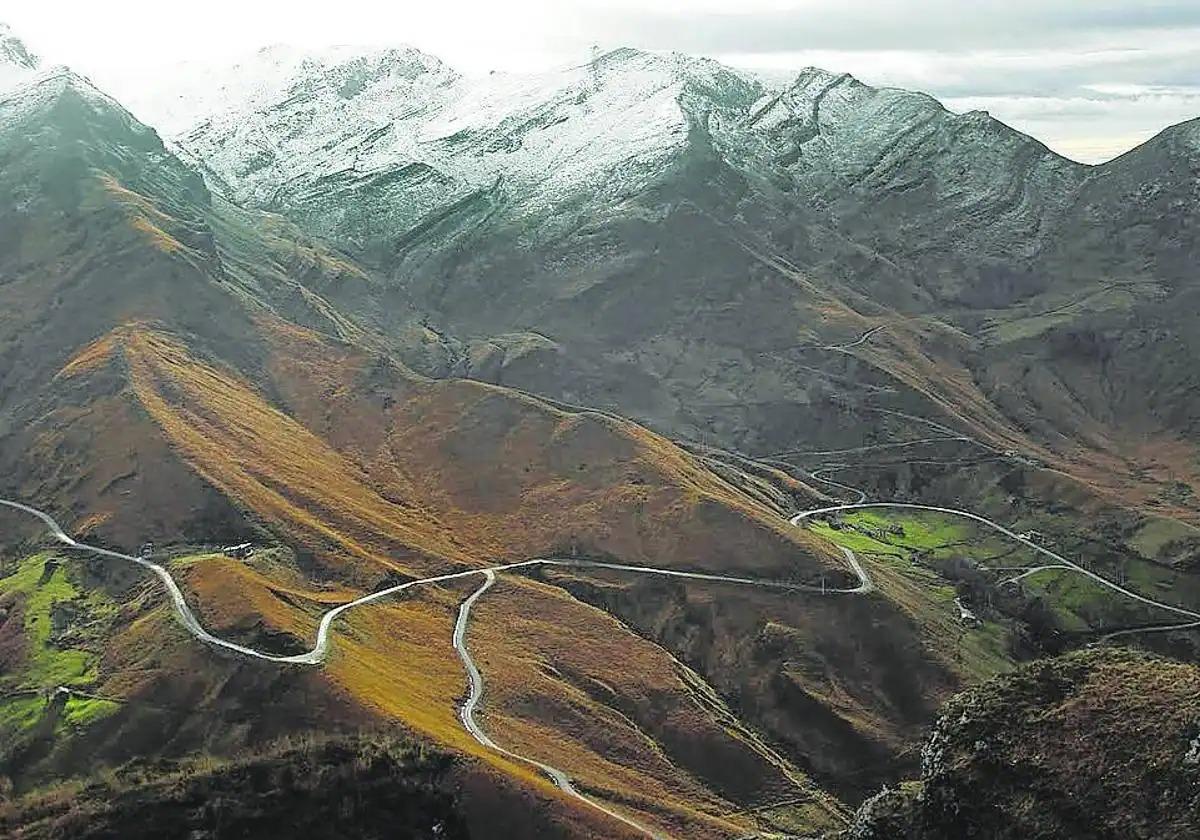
[844,650,1200,840]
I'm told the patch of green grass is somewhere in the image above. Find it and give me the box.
[0,696,44,732]
[1021,568,1163,631]
[811,511,1015,578]
[822,510,1043,571]
[0,553,119,732]
[1119,555,1200,612]
[809,522,905,557]
[964,620,1015,675]
[0,554,101,688]
[1127,517,1196,560]
[841,510,971,551]
[812,516,1016,680]
[60,696,121,728]
[811,519,964,597]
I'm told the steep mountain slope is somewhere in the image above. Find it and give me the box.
[735,68,1087,307]
[0,60,1027,837]
[155,45,1200,547]
[845,649,1200,840]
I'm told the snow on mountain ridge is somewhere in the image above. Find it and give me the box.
[138,40,1099,266]
[415,49,760,188]
[116,42,459,136]
[0,22,40,94]
[0,22,38,69]
[167,46,772,229]
[0,66,148,137]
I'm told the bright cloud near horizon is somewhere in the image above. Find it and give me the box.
[6,0,1200,163]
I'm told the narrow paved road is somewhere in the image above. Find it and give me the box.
[768,436,970,460]
[801,467,869,505]
[1096,619,1200,644]
[997,564,1075,586]
[0,496,869,839]
[453,570,662,838]
[792,502,1200,622]
[822,325,886,351]
[5,489,1194,837]
[0,499,871,666]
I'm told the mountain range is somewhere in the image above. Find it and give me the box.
[97,38,1199,578]
[125,40,1200,517]
[1,22,1198,839]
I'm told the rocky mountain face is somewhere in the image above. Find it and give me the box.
[146,45,1200,539]
[845,649,1200,840]
[155,45,1092,312]
[158,48,756,264]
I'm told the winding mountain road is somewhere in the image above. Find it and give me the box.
[0,499,871,664]
[0,496,870,838]
[768,436,970,460]
[800,467,869,505]
[3,490,1196,837]
[453,570,662,838]
[792,502,1200,623]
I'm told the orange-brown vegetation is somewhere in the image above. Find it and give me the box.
[542,561,981,801]
[15,314,868,836]
[257,316,846,580]
[122,328,467,582]
[468,574,848,837]
[3,302,1035,836]
[56,334,119,381]
[170,555,679,835]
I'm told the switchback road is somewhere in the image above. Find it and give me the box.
[4,492,1194,837]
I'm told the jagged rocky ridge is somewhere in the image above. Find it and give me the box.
[0,22,39,90]
[160,48,1192,476]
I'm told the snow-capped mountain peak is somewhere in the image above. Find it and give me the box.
[0,22,40,93]
[0,22,38,70]
[111,42,458,137]
[147,43,771,237]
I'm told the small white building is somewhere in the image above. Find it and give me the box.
[955,597,982,628]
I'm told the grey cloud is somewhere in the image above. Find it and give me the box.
[584,1,1200,53]
[909,47,1200,99]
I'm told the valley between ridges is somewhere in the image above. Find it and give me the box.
[4,475,1198,838]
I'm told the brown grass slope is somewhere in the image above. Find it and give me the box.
[71,320,856,836]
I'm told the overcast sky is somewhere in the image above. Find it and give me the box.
[6,0,1200,163]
